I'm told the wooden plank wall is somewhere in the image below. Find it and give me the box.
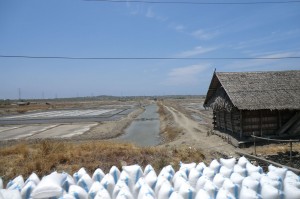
[213,109,297,138]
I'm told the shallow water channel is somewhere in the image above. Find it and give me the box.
[117,103,160,147]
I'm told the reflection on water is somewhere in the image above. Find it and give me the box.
[117,103,160,147]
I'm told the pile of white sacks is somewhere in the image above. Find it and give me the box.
[1,156,300,199]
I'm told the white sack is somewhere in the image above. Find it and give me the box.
[100,174,115,197]
[220,158,236,169]
[31,172,66,199]
[219,166,233,178]
[209,159,221,173]
[195,162,206,173]
[239,186,261,199]
[78,174,93,192]
[20,181,36,199]
[157,180,173,199]
[242,177,260,193]
[237,156,249,168]
[68,185,88,199]
[213,174,225,189]
[144,170,157,189]
[0,189,21,199]
[92,169,105,182]
[94,187,111,199]
[233,165,247,177]
[178,182,196,199]
[25,173,40,186]
[73,168,88,184]
[122,165,143,184]
[88,181,104,199]
[230,172,244,186]
[109,166,120,184]
[260,183,283,199]
[194,189,211,199]
[188,168,202,188]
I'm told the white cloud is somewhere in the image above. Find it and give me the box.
[165,64,209,86]
[192,29,218,40]
[174,25,185,32]
[177,46,217,58]
[146,7,155,18]
[168,23,186,32]
[145,7,167,21]
[225,51,300,70]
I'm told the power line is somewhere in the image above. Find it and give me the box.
[85,0,300,5]
[1,55,300,60]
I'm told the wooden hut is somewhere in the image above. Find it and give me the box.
[203,70,300,139]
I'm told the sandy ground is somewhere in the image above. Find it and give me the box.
[158,99,238,162]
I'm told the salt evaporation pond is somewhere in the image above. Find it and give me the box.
[117,103,160,147]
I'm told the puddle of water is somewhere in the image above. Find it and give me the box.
[117,103,160,147]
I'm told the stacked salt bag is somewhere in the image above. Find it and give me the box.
[1,157,300,199]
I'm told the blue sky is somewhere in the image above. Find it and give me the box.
[1,0,300,99]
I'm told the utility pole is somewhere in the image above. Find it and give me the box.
[18,88,21,100]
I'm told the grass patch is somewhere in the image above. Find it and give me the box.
[157,101,181,142]
[0,140,205,184]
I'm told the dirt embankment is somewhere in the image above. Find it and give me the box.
[80,107,145,140]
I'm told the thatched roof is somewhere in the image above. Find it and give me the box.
[204,70,300,110]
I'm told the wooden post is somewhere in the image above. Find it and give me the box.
[253,133,256,156]
[240,110,243,138]
[260,110,263,136]
[290,141,293,165]
[224,111,227,131]
[278,110,282,128]
[230,111,234,134]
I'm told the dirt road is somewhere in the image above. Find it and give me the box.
[160,102,237,161]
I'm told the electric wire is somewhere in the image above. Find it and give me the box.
[84,0,300,5]
[1,55,300,60]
